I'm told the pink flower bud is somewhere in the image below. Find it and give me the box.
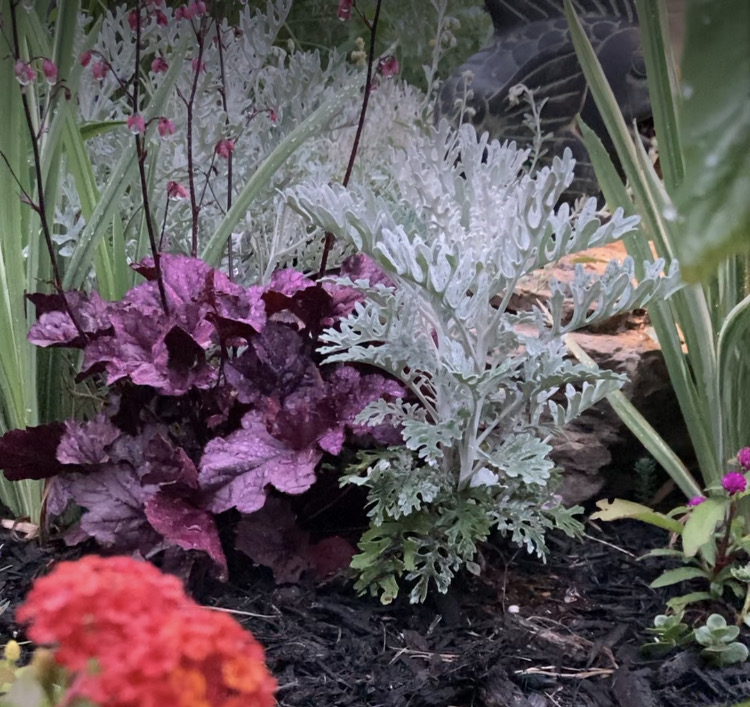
[269,109,277,123]
[337,0,353,21]
[92,61,109,81]
[737,447,750,470]
[155,9,168,26]
[687,496,705,507]
[127,113,146,135]
[378,55,399,79]
[167,181,188,200]
[151,56,169,74]
[190,0,206,16]
[128,9,140,31]
[14,60,36,86]
[157,117,175,137]
[42,58,58,85]
[215,138,235,159]
[722,471,747,495]
[80,51,93,67]
[175,6,185,19]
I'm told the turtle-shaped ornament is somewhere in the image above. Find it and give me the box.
[435,0,652,201]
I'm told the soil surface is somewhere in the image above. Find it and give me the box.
[1,519,749,707]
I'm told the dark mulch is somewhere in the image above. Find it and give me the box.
[1,519,749,707]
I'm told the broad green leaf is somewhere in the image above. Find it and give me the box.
[682,497,728,557]
[674,0,750,281]
[638,548,689,560]
[665,591,713,612]
[650,566,708,589]
[634,0,683,192]
[590,499,683,534]
[79,120,126,141]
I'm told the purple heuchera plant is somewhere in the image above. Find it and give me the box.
[0,255,403,579]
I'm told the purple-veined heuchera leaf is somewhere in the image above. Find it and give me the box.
[199,411,321,514]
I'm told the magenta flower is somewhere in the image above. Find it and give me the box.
[737,447,750,470]
[338,0,353,21]
[215,138,235,159]
[378,55,399,79]
[687,496,706,507]
[128,9,140,31]
[80,50,93,67]
[14,60,36,86]
[155,9,168,26]
[722,471,748,495]
[127,113,146,135]
[91,61,109,81]
[157,117,175,137]
[151,57,169,74]
[167,181,188,200]
[42,59,58,85]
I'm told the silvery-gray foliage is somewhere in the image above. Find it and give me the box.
[288,122,683,603]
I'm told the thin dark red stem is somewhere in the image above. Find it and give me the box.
[184,18,209,258]
[318,0,383,278]
[215,21,234,278]
[133,0,169,313]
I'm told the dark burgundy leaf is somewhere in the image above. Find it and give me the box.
[141,434,199,490]
[198,411,321,514]
[0,422,66,480]
[144,492,227,578]
[339,253,392,287]
[322,254,394,321]
[53,465,161,552]
[268,269,315,297]
[27,290,112,348]
[56,415,121,466]
[235,497,311,584]
[271,377,338,451]
[325,365,405,446]
[308,536,356,579]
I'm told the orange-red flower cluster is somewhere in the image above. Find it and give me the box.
[18,555,277,707]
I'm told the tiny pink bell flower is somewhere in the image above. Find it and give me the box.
[151,57,169,74]
[14,60,36,86]
[378,55,399,79]
[337,0,353,21]
[157,117,175,137]
[42,59,58,85]
[127,113,146,135]
[215,138,235,159]
[167,181,188,200]
[92,61,109,80]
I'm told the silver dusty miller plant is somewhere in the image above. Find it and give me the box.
[288,122,683,604]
